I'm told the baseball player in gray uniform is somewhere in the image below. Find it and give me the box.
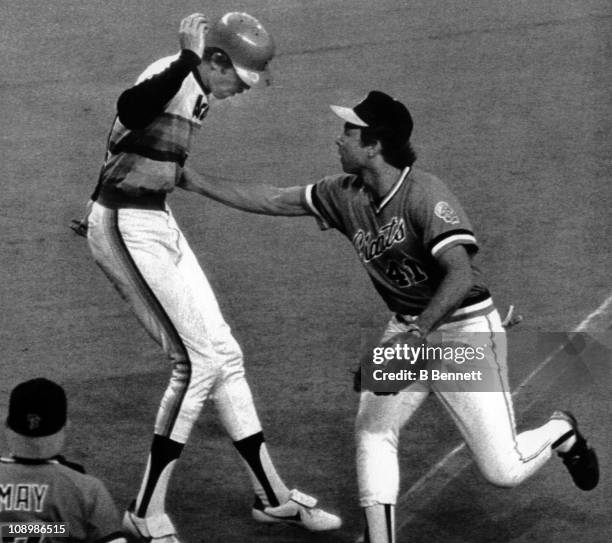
[178,90,599,543]
[72,12,340,541]
[0,378,124,543]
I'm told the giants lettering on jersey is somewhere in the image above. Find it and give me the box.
[0,484,48,512]
[353,217,406,263]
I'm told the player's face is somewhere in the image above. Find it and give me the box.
[208,65,250,99]
[336,125,368,173]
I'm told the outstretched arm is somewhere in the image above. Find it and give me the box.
[178,166,311,216]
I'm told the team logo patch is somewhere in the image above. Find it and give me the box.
[434,201,460,225]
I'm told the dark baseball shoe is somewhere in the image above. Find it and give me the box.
[252,489,342,531]
[552,411,599,491]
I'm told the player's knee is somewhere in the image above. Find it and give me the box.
[478,463,523,488]
[217,349,246,382]
[355,406,398,436]
[356,428,399,456]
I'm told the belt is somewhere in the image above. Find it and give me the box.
[396,291,494,325]
[97,185,166,210]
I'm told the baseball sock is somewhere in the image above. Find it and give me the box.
[364,504,395,543]
[135,434,184,518]
[233,431,290,507]
[552,430,576,453]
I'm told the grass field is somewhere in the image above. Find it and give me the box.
[1,1,610,542]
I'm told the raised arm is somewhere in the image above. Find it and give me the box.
[178,166,311,216]
[117,50,201,129]
[118,14,207,129]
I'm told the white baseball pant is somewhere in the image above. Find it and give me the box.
[356,307,572,506]
[87,202,262,444]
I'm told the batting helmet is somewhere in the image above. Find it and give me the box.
[206,12,275,86]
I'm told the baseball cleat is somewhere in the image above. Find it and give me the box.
[122,503,181,543]
[252,489,342,531]
[552,411,599,491]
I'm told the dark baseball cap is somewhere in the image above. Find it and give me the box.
[330,90,414,142]
[6,378,67,437]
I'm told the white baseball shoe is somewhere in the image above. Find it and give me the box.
[252,489,342,531]
[122,505,181,543]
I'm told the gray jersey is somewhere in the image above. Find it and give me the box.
[302,167,490,315]
[0,457,120,543]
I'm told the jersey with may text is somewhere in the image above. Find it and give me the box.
[302,167,490,315]
[0,457,120,542]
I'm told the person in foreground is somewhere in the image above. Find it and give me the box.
[179,90,599,542]
[72,12,340,542]
[0,378,124,543]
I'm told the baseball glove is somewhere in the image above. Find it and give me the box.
[355,327,426,395]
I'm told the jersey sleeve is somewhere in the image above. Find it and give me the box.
[301,175,349,231]
[84,478,122,542]
[117,50,201,129]
[409,179,478,258]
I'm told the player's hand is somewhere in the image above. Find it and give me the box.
[179,13,209,58]
[70,199,93,238]
[69,219,88,237]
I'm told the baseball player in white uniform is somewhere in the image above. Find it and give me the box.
[178,90,599,543]
[72,12,340,541]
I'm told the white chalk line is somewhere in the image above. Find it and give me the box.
[575,293,612,332]
[397,292,612,533]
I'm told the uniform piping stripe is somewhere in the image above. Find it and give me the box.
[106,209,191,437]
[448,297,494,320]
[375,167,410,214]
[485,313,523,460]
[385,504,394,543]
[431,234,477,257]
[428,228,474,249]
[454,298,492,315]
[485,314,551,464]
[396,295,493,326]
[305,184,329,227]
[108,144,187,165]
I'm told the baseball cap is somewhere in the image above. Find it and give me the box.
[5,378,67,459]
[330,90,414,142]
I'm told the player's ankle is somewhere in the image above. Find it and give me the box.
[553,430,576,454]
